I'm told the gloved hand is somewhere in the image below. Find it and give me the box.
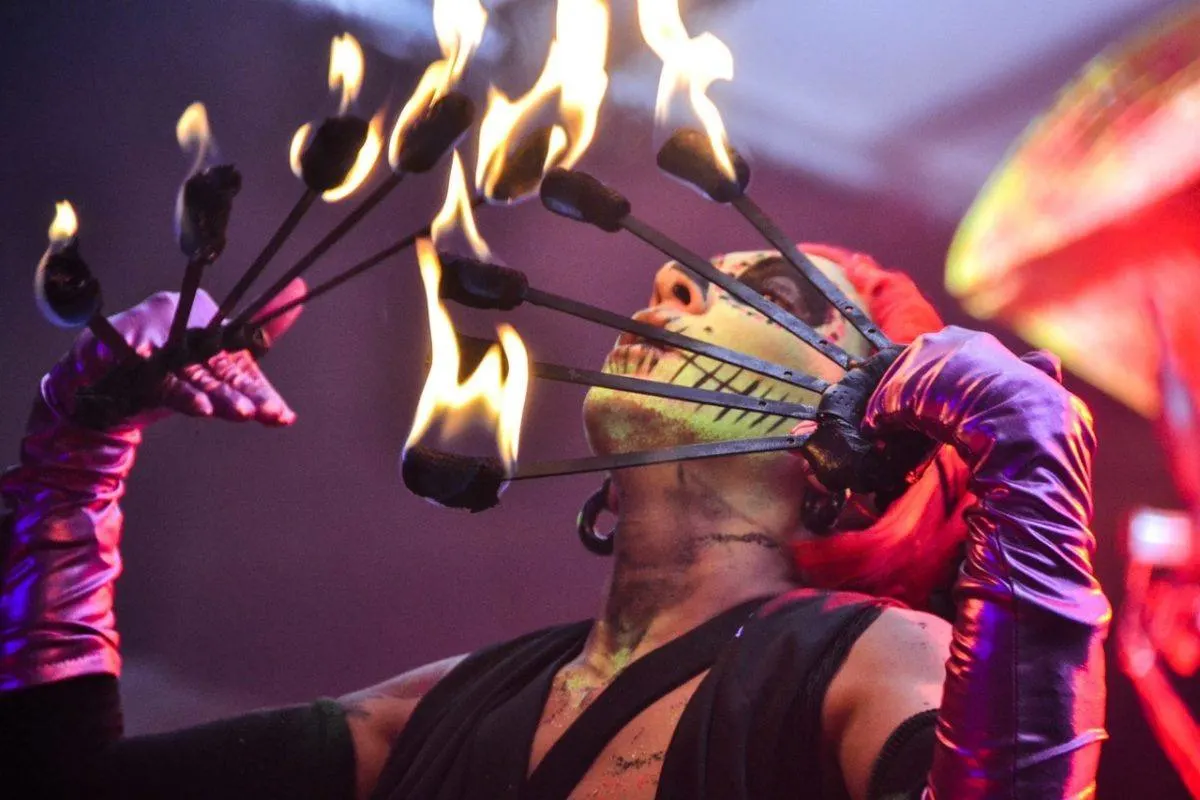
[0,282,305,690]
[863,326,1109,799]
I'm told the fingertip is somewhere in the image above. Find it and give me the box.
[192,393,215,416]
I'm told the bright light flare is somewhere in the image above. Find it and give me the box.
[388,0,488,170]
[476,0,609,201]
[637,0,735,178]
[322,112,384,202]
[329,33,365,115]
[48,200,78,245]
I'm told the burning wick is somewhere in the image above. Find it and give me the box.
[211,33,379,327]
[401,434,805,511]
[656,130,890,351]
[34,201,137,361]
[539,168,856,369]
[227,92,475,331]
[168,103,241,349]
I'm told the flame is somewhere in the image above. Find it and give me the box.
[405,149,530,474]
[406,239,530,473]
[322,112,384,202]
[388,0,488,170]
[329,33,365,115]
[176,102,214,177]
[434,150,490,259]
[48,200,78,245]
[637,0,735,178]
[475,0,609,200]
[289,123,313,179]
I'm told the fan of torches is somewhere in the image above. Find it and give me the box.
[32,0,930,527]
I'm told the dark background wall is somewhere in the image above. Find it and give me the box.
[0,1,1186,795]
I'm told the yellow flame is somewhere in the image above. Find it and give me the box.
[405,238,530,473]
[48,200,78,244]
[475,0,609,200]
[176,101,214,176]
[329,33,365,115]
[388,0,488,169]
[434,150,490,259]
[289,123,313,179]
[321,112,384,202]
[637,0,735,178]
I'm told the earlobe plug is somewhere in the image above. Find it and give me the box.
[801,488,848,535]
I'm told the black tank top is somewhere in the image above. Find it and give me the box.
[373,589,889,800]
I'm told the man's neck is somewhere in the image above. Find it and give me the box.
[580,462,801,679]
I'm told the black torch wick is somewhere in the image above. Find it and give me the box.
[455,333,818,421]
[656,129,892,351]
[168,163,242,349]
[538,168,857,370]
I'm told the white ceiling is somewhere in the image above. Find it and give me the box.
[290,0,1186,218]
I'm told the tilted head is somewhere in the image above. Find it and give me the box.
[582,244,966,609]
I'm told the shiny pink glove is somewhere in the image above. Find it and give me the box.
[0,285,303,690]
[863,326,1110,799]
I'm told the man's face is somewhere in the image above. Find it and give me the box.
[583,250,874,456]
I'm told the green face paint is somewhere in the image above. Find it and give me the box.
[583,250,874,456]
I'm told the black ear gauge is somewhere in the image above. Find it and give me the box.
[801,488,848,535]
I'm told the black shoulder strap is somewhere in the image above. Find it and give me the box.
[521,596,769,800]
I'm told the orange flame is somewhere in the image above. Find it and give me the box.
[405,150,530,474]
[327,112,384,202]
[48,200,78,245]
[328,33,365,115]
[176,102,214,177]
[637,0,735,178]
[476,0,609,201]
[388,0,488,170]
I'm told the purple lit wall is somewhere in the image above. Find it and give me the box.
[0,0,1188,796]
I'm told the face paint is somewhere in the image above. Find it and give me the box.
[582,250,873,456]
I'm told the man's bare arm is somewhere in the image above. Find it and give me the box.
[823,606,951,800]
[337,654,467,800]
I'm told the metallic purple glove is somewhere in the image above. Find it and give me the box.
[864,326,1110,799]
[0,287,302,691]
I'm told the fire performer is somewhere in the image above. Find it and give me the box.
[0,245,1107,799]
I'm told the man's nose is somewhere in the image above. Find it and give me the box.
[650,264,709,314]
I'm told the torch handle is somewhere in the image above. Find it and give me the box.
[87,312,140,363]
[229,172,404,329]
[249,193,487,330]
[167,256,210,349]
[210,189,318,327]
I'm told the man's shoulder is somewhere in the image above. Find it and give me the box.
[823,604,950,737]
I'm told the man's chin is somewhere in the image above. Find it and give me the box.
[582,389,713,455]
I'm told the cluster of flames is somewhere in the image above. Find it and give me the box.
[126,0,736,479]
[404,0,738,478]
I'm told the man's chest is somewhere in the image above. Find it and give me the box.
[526,669,710,800]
